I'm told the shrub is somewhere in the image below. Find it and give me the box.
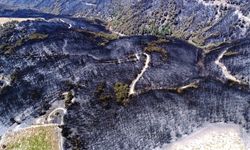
[1,45,16,54]
[94,82,113,106]
[10,68,21,83]
[95,82,105,96]
[159,25,171,36]
[99,95,112,103]
[1,21,18,29]
[64,91,74,108]
[30,89,42,100]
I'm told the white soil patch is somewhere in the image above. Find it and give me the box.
[154,123,249,150]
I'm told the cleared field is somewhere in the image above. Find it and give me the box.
[0,17,38,25]
[0,125,61,150]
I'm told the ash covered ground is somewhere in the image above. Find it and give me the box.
[0,0,249,150]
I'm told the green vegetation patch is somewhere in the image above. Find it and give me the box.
[0,33,48,54]
[95,82,131,106]
[114,82,129,105]
[94,32,118,41]
[144,39,168,61]
[144,23,171,37]
[89,31,119,46]
[1,126,60,150]
[75,29,119,46]
[28,33,48,41]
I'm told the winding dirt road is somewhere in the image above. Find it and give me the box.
[215,50,241,83]
[129,53,151,96]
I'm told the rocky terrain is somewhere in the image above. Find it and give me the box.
[0,0,249,150]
